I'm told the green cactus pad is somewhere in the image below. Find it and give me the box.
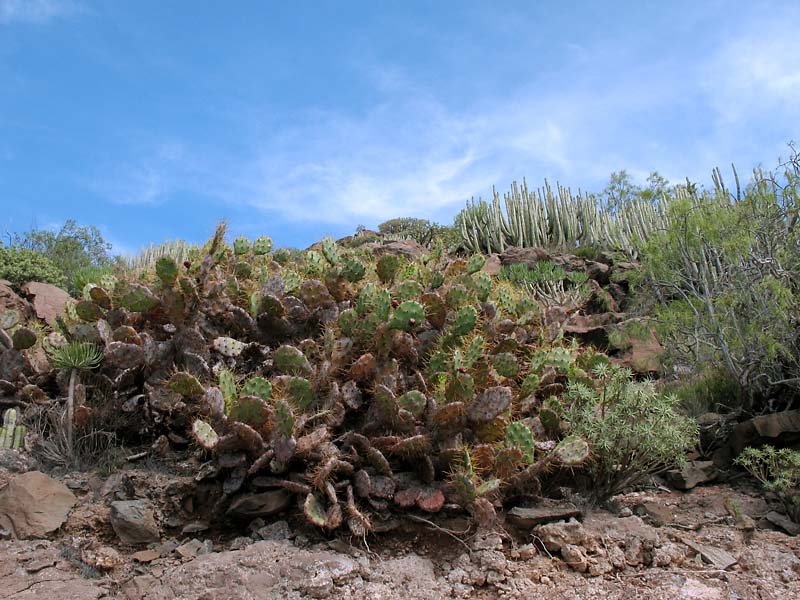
[388,300,425,331]
[155,257,179,286]
[240,376,272,401]
[273,345,312,375]
[473,272,492,302]
[467,254,486,275]
[398,390,427,418]
[445,284,469,309]
[338,308,359,337]
[505,421,536,463]
[320,237,340,265]
[445,371,475,403]
[429,271,445,289]
[340,257,366,283]
[492,352,520,378]
[75,300,104,322]
[252,236,273,255]
[235,261,253,279]
[285,376,314,409]
[120,284,159,313]
[539,408,561,431]
[218,368,238,413]
[168,371,204,400]
[373,288,392,321]
[451,306,478,337]
[233,236,250,255]
[305,250,324,276]
[229,394,271,428]
[395,280,423,302]
[554,436,590,466]
[376,254,401,284]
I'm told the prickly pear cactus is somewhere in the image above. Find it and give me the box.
[156,257,179,286]
[252,236,273,256]
[376,254,401,284]
[191,419,219,450]
[233,236,250,256]
[321,237,340,265]
[388,301,425,332]
[554,436,590,466]
[492,352,519,378]
[273,345,311,375]
[505,421,536,463]
[12,327,37,351]
[213,336,246,358]
[467,254,485,275]
[451,306,478,337]
[474,272,492,302]
[240,376,272,401]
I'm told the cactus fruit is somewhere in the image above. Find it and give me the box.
[451,306,478,337]
[492,352,519,378]
[213,336,246,358]
[240,376,272,401]
[377,254,401,284]
[156,257,179,286]
[505,421,536,463]
[75,300,104,322]
[320,237,340,265]
[553,436,590,466]
[233,236,250,255]
[252,236,273,255]
[0,408,26,449]
[467,254,485,275]
[12,327,37,351]
[467,386,512,422]
[191,419,219,450]
[273,345,312,375]
[388,301,425,331]
[168,371,204,400]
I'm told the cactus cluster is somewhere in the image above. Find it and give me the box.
[0,225,613,534]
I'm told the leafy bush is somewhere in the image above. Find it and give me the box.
[565,365,697,501]
[377,217,459,249]
[0,247,67,289]
[636,152,800,412]
[736,446,800,522]
[10,220,113,294]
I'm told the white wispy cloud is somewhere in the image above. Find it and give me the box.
[0,0,81,24]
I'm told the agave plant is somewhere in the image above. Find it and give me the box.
[48,341,103,458]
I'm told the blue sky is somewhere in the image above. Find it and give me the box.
[1,1,798,254]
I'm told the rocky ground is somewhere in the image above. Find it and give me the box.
[1,454,798,600]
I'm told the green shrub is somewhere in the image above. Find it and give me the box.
[635,155,800,412]
[736,446,800,522]
[565,364,697,501]
[0,247,67,290]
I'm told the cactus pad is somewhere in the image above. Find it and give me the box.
[252,236,273,255]
[213,336,246,358]
[467,386,512,422]
[240,376,272,401]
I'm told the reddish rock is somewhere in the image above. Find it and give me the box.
[499,246,551,267]
[0,471,76,539]
[20,282,71,327]
[0,282,32,320]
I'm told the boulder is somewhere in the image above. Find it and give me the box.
[0,282,32,320]
[110,499,160,545]
[20,282,72,327]
[376,239,428,260]
[0,471,76,538]
[507,502,583,528]
[227,490,292,520]
[665,460,717,490]
[481,254,502,276]
[499,246,551,267]
[731,410,800,453]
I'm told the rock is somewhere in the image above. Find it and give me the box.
[561,544,589,572]
[611,324,663,375]
[665,460,717,490]
[257,519,292,541]
[0,282,32,320]
[375,239,428,260]
[227,490,292,520]
[534,518,590,552]
[499,246,551,267]
[681,538,738,570]
[131,549,160,563]
[507,502,583,528]
[0,449,37,473]
[764,510,800,535]
[0,471,76,539]
[731,410,800,453]
[20,282,71,327]
[634,501,673,527]
[110,500,160,545]
[586,261,611,284]
[176,538,212,558]
[80,545,124,570]
[481,254,502,276]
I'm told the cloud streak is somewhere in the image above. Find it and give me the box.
[0,0,81,24]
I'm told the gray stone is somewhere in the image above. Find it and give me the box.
[507,502,583,528]
[665,460,717,490]
[227,489,292,520]
[257,520,292,541]
[110,499,160,545]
